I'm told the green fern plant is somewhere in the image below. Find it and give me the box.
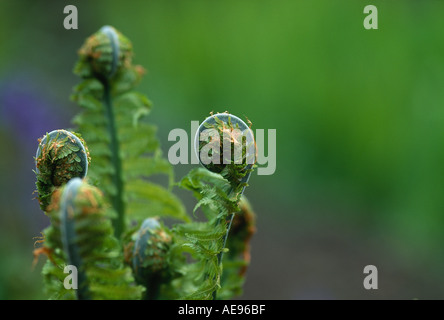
[33,26,256,300]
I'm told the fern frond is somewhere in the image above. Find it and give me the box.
[172,168,241,299]
[176,112,257,300]
[71,26,188,239]
[125,179,189,222]
[41,256,76,300]
[181,279,220,300]
[55,178,143,299]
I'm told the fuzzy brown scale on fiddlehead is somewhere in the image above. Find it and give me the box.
[35,129,90,212]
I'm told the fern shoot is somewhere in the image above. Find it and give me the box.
[124,218,172,300]
[58,178,142,299]
[71,25,187,238]
[175,112,256,299]
[33,26,257,300]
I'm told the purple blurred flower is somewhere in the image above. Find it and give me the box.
[0,73,64,147]
[0,73,70,233]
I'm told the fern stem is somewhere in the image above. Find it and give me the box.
[212,212,235,299]
[213,180,251,300]
[211,185,235,301]
[60,178,91,300]
[144,274,162,300]
[98,26,126,238]
[212,214,234,300]
[219,214,235,261]
[103,81,125,238]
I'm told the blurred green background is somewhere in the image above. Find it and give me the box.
[1,0,444,299]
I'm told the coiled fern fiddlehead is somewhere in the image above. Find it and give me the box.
[35,129,90,212]
[124,218,172,300]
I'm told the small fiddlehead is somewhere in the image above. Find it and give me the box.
[124,218,172,300]
[35,129,90,212]
[196,112,255,192]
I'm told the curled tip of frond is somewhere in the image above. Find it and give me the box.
[75,25,133,80]
[196,113,256,188]
[125,218,172,288]
[35,129,90,212]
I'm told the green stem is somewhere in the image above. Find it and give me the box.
[211,184,237,300]
[212,178,251,300]
[144,274,162,300]
[212,213,235,299]
[61,178,91,300]
[103,81,125,238]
